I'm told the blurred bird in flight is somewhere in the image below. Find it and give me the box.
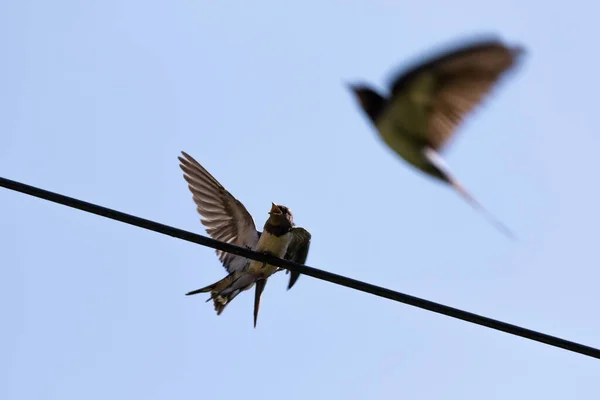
[348,35,524,239]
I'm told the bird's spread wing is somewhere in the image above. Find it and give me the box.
[388,38,524,151]
[178,151,260,273]
[283,227,312,290]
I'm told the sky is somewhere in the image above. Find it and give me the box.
[1,0,599,399]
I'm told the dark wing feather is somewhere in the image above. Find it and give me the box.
[389,38,524,150]
[178,151,260,273]
[284,227,311,290]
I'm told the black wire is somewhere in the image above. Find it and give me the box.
[1,175,599,360]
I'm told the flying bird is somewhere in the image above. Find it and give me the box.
[348,36,524,238]
[178,151,311,327]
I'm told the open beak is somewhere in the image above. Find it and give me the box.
[268,202,283,215]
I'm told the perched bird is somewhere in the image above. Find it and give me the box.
[348,36,524,238]
[178,151,311,327]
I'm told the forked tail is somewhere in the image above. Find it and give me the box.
[451,180,516,240]
[185,273,246,315]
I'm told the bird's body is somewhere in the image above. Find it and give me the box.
[247,215,294,278]
[178,151,311,327]
[375,89,432,171]
[349,36,524,238]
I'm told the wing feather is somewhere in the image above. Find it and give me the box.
[283,227,312,290]
[178,151,260,273]
[388,38,524,151]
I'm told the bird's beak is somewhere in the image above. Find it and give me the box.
[268,202,283,215]
[345,82,358,93]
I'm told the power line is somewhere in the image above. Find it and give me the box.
[1,175,599,360]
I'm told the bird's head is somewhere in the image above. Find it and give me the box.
[267,202,294,228]
[346,83,386,121]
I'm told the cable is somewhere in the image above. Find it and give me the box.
[1,175,599,360]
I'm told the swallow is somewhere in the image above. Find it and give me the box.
[348,35,525,239]
[178,151,311,327]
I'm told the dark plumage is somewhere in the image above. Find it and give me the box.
[266,204,312,290]
[283,227,311,290]
[348,35,524,238]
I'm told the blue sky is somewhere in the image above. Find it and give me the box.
[1,0,599,399]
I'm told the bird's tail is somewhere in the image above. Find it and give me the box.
[253,279,268,328]
[186,271,251,315]
[451,180,516,240]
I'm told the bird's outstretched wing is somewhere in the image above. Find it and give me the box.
[283,227,311,290]
[388,37,524,151]
[178,151,260,273]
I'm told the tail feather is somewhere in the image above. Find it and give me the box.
[186,273,241,315]
[451,180,516,240]
[253,279,267,328]
[185,285,214,296]
[186,271,255,315]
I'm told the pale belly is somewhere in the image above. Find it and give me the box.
[248,231,292,277]
[375,93,430,170]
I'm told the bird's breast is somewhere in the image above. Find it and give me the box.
[375,105,430,170]
[248,231,292,276]
[255,231,292,254]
